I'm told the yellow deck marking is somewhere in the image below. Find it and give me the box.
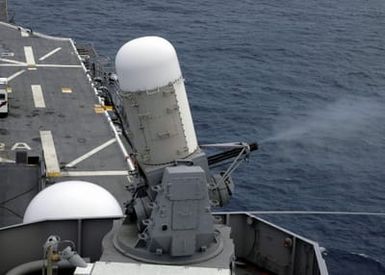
[61,87,72,93]
[94,104,104,113]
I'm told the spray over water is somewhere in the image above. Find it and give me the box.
[261,96,384,145]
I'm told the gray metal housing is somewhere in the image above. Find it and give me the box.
[216,212,329,275]
[120,81,197,165]
[0,218,114,274]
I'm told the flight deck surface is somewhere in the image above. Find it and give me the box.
[0,22,130,225]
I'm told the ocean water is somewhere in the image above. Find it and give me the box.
[8,0,385,274]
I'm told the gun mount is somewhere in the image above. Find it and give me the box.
[96,37,258,269]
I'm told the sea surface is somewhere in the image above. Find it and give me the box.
[8,0,385,274]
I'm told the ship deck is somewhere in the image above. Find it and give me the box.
[0,19,329,275]
[0,21,130,226]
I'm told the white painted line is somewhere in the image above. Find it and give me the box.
[75,264,94,274]
[0,64,26,67]
[24,46,36,65]
[39,47,62,61]
[1,52,14,57]
[28,68,37,71]
[65,138,117,168]
[0,157,15,163]
[61,171,129,177]
[31,85,46,108]
[0,58,27,65]
[40,130,60,177]
[21,30,29,37]
[36,64,82,68]
[7,69,26,82]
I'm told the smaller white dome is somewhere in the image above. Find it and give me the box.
[115,36,182,92]
[23,181,123,223]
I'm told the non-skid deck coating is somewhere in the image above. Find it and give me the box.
[0,22,130,224]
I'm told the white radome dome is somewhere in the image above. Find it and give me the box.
[23,181,123,223]
[115,36,182,92]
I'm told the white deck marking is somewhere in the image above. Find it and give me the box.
[61,171,129,177]
[36,64,82,68]
[31,85,46,108]
[0,58,27,65]
[7,69,26,81]
[1,52,14,57]
[0,64,26,67]
[24,46,36,65]
[39,47,62,61]
[0,157,15,163]
[0,63,81,68]
[40,131,60,177]
[21,30,29,37]
[65,138,117,168]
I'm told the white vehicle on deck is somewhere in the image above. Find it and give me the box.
[0,78,9,117]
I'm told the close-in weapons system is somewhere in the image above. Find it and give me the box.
[0,3,328,274]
